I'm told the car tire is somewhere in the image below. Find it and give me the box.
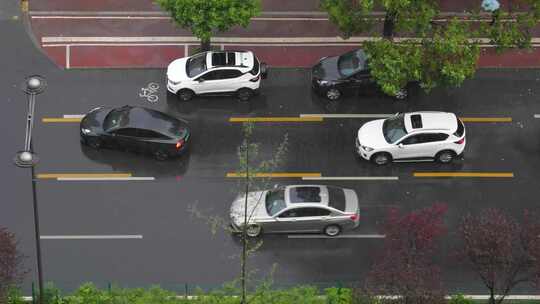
[436,150,455,164]
[246,224,262,237]
[371,152,392,165]
[154,150,169,161]
[326,88,341,101]
[85,137,102,149]
[324,224,342,237]
[177,89,195,102]
[395,88,408,100]
[237,88,253,102]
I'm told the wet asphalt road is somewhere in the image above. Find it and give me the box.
[3,9,540,295]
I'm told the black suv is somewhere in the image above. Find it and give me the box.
[311,49,407,100]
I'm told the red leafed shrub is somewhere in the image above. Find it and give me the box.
[457,209,540,304]
[359,203,448,304]
[0,227,26,301]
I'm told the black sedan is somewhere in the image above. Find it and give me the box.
[311,49,407,100]
[80,105,190,160]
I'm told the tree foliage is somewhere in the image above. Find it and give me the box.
[0,227,26,302]
[358,203,448,304]
[457,209,540,304]
[321,0,540,97]
[156,0,261,50]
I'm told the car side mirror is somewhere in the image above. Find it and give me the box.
[273,184,279,189]
[398,143,404,148]
[197,78,204,83]
[394,112,400,116]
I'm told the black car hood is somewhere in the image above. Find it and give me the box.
[80,106,112,132]
[312,55,342,81]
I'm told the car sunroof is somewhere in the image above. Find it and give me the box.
[410,114,423,129]
[212,52,236,66]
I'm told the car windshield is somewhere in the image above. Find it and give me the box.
[265,189,286,216]
[186,53,207,77]
[337,49,366,77]
[382,114,407,143]
[103,108,129,131]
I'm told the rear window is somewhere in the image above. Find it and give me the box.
[454,118,465,137]
[250,56,260,75]
[327,187,346,211]
[289,187,321,203]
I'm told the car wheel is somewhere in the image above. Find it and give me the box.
[371,152,392,165]
[246,224,262,237]
[237,88,253,102]
[436,150,455,164]
[177,89,194,102]
[326,88,341,101]
[395,88,408,100]
[154,150,169,161]
[324,224,341,237]
[85,137,102,149]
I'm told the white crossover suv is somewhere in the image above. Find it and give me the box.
[166,51,267,102]
[355,111,466,165]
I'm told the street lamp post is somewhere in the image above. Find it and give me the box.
[14,75,46,304]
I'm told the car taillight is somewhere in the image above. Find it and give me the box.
[349,214,359,221]
[176,139,184,149]
[249,75,260,82]
[454,137,465,144]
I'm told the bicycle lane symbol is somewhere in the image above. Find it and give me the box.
[139,82,159,103]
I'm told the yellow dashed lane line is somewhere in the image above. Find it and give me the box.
[414,172,514,178]
[459,117,512,123]
[226,172,321,178]
[42,118,83,123]
[229,117,323,123]
[37,173,132,179]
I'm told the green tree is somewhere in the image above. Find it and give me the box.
[156,0,261,51]
[321,0,540,97]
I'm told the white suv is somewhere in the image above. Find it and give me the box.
[166,51,267,101]
[356,111,466,165]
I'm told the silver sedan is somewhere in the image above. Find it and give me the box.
[230,185,360,237]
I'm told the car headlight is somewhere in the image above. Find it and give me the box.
[361,145,374,152]
[81,128,92,135]
[316,79,330,86]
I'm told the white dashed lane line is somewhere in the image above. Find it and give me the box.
[287,234,386,239]
[41,235,143,240]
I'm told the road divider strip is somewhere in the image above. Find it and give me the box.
[288,234,386,239]
[226,172,321,178]
[41,235,143,240]
[35,173,154,181]
[63,114,85,119]
[229,117,323,123]
[302,176,398,181]
[414,172,514,178]
[300,114,393,118]
[42,117,83,123]
[459,117,512,122]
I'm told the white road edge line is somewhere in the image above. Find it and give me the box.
[302,176,399,181]
[534,114,540,118]
[301,113,393,118]
[56,177,155,181]
[42,36,540,44]
[41,235,143,240]
[66,45,70,69]
[63,114,85,118]
[288,234,386,239]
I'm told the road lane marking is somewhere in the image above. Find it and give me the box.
[63,114,85,118]
[300,114,393,118]
[42,36,540,45]
[226,172,321,178]
[414,172,514,178]
[41,235,143,240]
[229,117,323,123]
[534,114,540,118]
[302,176,398,181]
[37,173,132,179]
[42,117,82,123]
[58,177,155,181]
[288,234,386,239]
[459,117,512,122]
